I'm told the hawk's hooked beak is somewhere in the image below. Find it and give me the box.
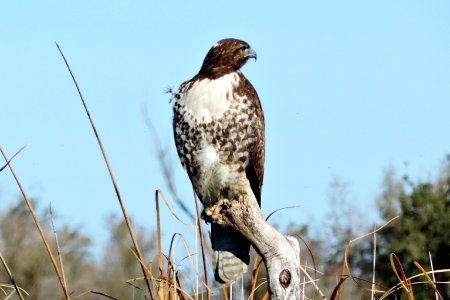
[244,48,257,61]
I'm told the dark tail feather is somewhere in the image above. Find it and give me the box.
[211,223,250,283]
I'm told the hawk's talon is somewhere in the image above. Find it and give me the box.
[236,194,245,204]
[204,198,232,225]
[200,209,211,223]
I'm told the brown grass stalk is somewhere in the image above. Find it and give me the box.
[163,264,174,300]
[55,43,155,299]
[413,261,443,300]
[88,291,120,300]
[249,254,263,300]
[298,261,326,298]
[127,276,193,300]
[338,255,346,300]
[248,278,269,300]
[174,272,188,300]
[390,253,414,299]
[221,285,229,300]
[429,251,439,300]
[194,193,211,300]
[166,234,200,281]
[265,205,300,221]
[156,190,194,226]
[73,290,118,300]
[153,277,193,300]
[0,144,28,173]
[155,190,164,299]
[0,146,70,299]
[371,225,377,300]
[378,269,450,300]
[296,234,321,299]
[0,252,25,300]
[49,204,69,298]
[342,216,400,294]
[330,277,348,300]
[164,246,175,300]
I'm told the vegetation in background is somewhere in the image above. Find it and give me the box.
[374,158,450,299]
[284,157,450,299]
[0,199,157,299]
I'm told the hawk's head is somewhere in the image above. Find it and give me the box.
[198,38,257,79]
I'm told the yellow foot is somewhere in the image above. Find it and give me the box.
[204,198,231,225]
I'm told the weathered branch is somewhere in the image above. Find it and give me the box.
[209,188,301,299]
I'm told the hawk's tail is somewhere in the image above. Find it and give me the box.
[211,223,250,283]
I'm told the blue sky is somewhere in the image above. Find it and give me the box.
[1,1,450,254]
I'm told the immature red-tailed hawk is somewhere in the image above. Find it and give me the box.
[172,38,265,283]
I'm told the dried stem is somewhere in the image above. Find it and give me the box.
[155,191,164,300]
[49,204,69,298]
[0,252,25,300]
[194,193,210,300]
[55,43,154,299]
[0,144,28,173]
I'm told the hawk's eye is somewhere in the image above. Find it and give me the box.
[237,45,248,55]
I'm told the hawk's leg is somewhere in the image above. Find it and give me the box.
[203,194,246,225]
[204,198,231,225]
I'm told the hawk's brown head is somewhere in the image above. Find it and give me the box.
[198,38,257,79]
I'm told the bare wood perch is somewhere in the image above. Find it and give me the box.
[207,186,301,299]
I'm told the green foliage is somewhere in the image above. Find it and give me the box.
[376,158,450,299]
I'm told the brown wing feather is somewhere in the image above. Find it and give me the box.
[237,73,265,206]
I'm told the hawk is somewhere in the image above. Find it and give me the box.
[172,38,265,283]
